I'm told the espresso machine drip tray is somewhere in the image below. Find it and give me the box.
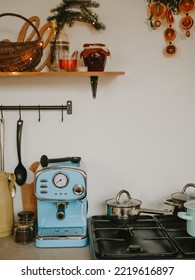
[38,227,84,236]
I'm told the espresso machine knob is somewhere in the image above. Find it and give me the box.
[73,184,84,196]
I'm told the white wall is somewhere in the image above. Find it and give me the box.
[1,0,195,218]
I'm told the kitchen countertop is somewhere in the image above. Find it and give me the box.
[0,235,91,260]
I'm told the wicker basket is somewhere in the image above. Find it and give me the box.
[0,13,43,72]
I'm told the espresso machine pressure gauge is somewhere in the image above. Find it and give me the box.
[53,172,68,188]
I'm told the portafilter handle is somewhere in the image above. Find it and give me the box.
[40,154,81,167]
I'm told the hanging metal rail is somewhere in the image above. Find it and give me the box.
[0,100,72,122]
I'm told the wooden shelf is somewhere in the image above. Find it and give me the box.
[0,71,125,98]
[0,71,124,77]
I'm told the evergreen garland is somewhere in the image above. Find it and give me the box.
[47,0,106,40]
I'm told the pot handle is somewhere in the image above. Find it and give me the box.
[116,190,131,203]
[163,200,181,207]
[140,207,171,215]
[177,211,193,221]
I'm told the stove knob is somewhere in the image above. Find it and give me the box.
[73,184,84,195]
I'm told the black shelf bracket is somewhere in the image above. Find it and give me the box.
[90,76,98,99]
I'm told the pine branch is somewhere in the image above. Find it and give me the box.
[47,0,105,39]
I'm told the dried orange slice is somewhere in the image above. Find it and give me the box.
[179,0,194,13]
[166,8,174,24]
[164,44,177,56]
[180,15,194,30]
[150,2,166,18]
[154,19,161,28]
[164,27,177,42]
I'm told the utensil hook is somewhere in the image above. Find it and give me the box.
[0,105,3,121]
[61,105,64,122]
[38,105,41,122]
[18,105,22,120]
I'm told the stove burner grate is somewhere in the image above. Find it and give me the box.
[155,216,195,257]
[88,215,180,259]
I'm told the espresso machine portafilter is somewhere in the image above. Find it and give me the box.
[35,155,88,248]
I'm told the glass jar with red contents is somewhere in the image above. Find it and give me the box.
[59,50,78,71]
[80,43,110,71]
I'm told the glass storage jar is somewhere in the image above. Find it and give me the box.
[14,211,34,244]
[49,27,70,72]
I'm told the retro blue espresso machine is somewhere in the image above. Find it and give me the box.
[35,155,88,247]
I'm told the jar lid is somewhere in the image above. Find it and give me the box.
[81,43,110,58]
[18,211,34,220]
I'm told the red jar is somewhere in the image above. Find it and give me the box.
[80,43,110,71]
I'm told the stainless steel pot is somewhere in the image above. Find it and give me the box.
[164,183,195,211]
[105,189,170,220]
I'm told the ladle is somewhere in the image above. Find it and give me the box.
[14,119,27,186]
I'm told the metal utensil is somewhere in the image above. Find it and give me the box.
[0,118,5,171]
[14,119,27,186]
[0,118,16,197]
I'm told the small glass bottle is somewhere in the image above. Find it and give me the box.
[49,25,70,72]
[14,211,34,245]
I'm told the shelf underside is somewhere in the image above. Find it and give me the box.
[0,71,125,77]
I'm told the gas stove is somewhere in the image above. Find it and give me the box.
[87,215,195,259]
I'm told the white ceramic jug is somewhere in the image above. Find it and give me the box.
[0,171,15,237]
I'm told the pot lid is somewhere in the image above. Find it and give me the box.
[105,190,141,208]
[171,191,189,202]
[171,183,195,201]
